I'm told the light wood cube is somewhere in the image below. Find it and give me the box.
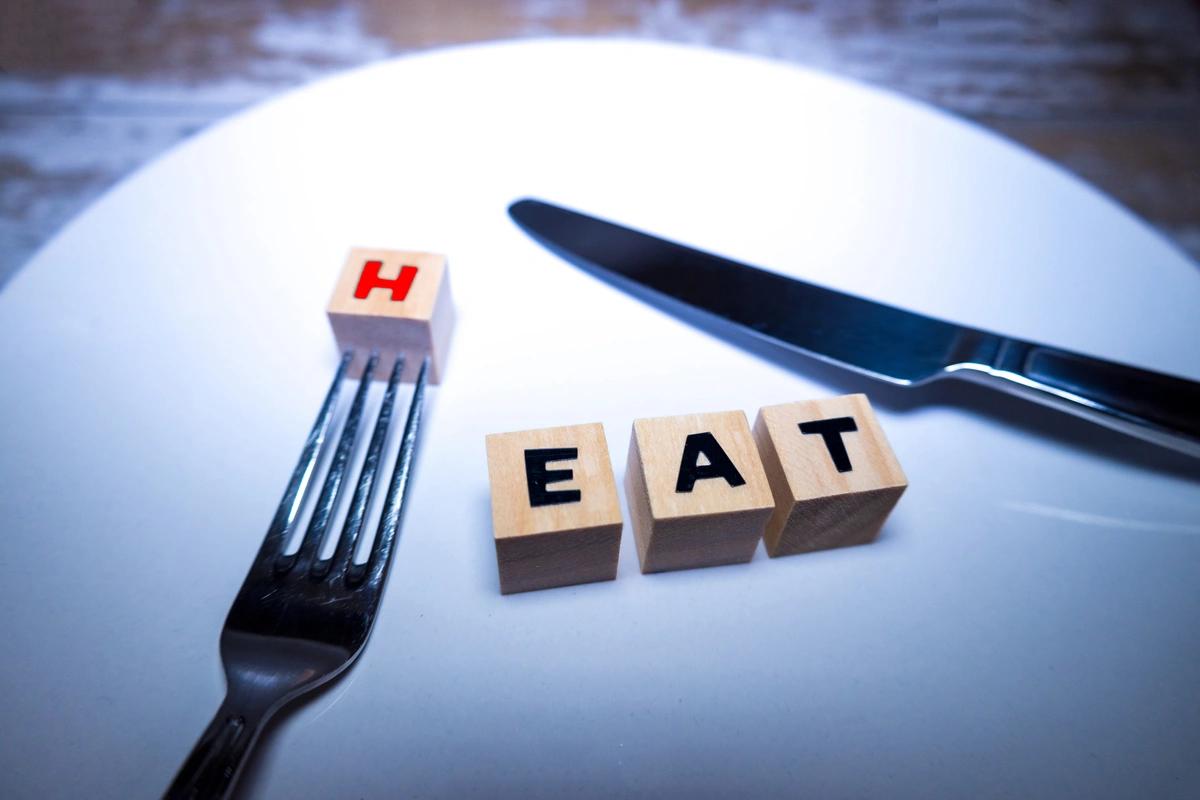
[485,423,623,594]
[625,411,775,573]
[753,394,907,557]
[326,247,455,383]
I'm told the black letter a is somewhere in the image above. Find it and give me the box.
[675,432,746,493]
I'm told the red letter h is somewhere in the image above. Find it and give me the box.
[354,261,418,301]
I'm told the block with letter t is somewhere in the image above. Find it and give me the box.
[485,423,623,594]
[625,410,775,573]
[753,394,907,557]
[326,247,455,382]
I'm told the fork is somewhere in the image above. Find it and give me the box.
[164,350,429,799]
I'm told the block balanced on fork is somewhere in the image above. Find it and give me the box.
[327,246,456,382]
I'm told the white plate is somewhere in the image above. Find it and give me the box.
[2,40,1198,800]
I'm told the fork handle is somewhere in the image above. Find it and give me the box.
[164,697,271,800]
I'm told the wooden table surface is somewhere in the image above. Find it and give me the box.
[2,0,1197,287]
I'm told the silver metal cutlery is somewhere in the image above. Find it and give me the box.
[509,198,1200,458]
[164,351,428,799]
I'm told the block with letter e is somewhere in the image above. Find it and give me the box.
[485,423,623,594]
[625,411,775,573]
[753,394,907,557]
[326,247,455,382]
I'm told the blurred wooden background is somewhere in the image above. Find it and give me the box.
[1,0,1197,286]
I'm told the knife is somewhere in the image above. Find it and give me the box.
[508,198,1200,459]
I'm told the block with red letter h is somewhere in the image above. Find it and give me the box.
[326,247,455,383]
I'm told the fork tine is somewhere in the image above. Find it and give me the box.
[257,351,352,562]
[275,352,379,575]
[347,356,430,588]
[315,354,406,580]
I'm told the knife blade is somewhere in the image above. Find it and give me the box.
[508,198,1200,459]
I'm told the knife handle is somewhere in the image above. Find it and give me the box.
[948,337,1200,458]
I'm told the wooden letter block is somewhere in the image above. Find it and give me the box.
[326,247,455,383]
[753,394,907,557]
[625,411,775,573]
[485,423,623,594]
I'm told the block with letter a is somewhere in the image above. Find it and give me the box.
[753,394,907,557]
[625,410,775,573]
[326,247,455,382]
[485,423,624,594]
